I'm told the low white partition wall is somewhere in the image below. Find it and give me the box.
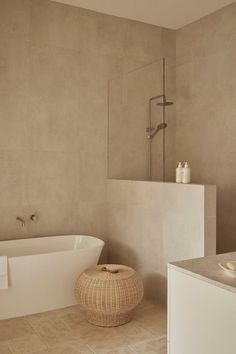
[107,179,216,304]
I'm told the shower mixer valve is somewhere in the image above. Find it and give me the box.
[146,127,154,139]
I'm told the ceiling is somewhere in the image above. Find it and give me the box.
[52,0,234,29]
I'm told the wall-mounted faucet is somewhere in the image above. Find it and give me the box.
[16,214,38,226]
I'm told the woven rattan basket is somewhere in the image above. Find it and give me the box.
[75,264,143,327]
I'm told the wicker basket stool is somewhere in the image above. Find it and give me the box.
[75,264,143,327]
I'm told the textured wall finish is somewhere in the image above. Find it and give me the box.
[107,179,216,303]
[0,0,174,242]
[176,2,236,253]
[0,0,107,242]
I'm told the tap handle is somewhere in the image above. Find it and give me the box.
[30,214,37,221]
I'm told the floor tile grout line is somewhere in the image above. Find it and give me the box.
[128,319,160,338]
[129,335,168,353]
[25,317,51,351]
[26,314,95,350]
[133,317,167,337]
[127,344,138,354]
[7,339,46,354]
[86,343,97,354]
[3,318,49,354]
[6,341,14,354]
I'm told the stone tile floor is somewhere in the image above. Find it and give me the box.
[0,300,167,354]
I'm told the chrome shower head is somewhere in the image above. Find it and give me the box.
[147,122,167,139]
[157,122,167,130]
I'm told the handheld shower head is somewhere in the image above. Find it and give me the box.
[147,122,167,139]
[157,122,167,130]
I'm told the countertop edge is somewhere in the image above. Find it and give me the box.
[168,263,236,294]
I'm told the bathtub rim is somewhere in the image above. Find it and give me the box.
[0,234,105,259]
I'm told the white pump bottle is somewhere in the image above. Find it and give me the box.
[176,162,183,183]
[182,162,191,184]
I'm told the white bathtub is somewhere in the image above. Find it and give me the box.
[0,235,104,319]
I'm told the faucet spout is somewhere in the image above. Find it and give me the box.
[16,216,25,227]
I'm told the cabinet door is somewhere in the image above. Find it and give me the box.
[168,268,236,354]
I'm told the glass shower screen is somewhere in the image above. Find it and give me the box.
[108,58,175,182]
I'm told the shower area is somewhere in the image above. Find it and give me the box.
[108,58,176,182]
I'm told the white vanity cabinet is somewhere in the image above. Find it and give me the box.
[168,256,236,354]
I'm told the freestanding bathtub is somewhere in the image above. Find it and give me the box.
[0,235,104,319]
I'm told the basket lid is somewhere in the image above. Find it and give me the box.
[84,264,136,280]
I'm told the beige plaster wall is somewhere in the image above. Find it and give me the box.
[0,0,175,242]
[176,2,236,252]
